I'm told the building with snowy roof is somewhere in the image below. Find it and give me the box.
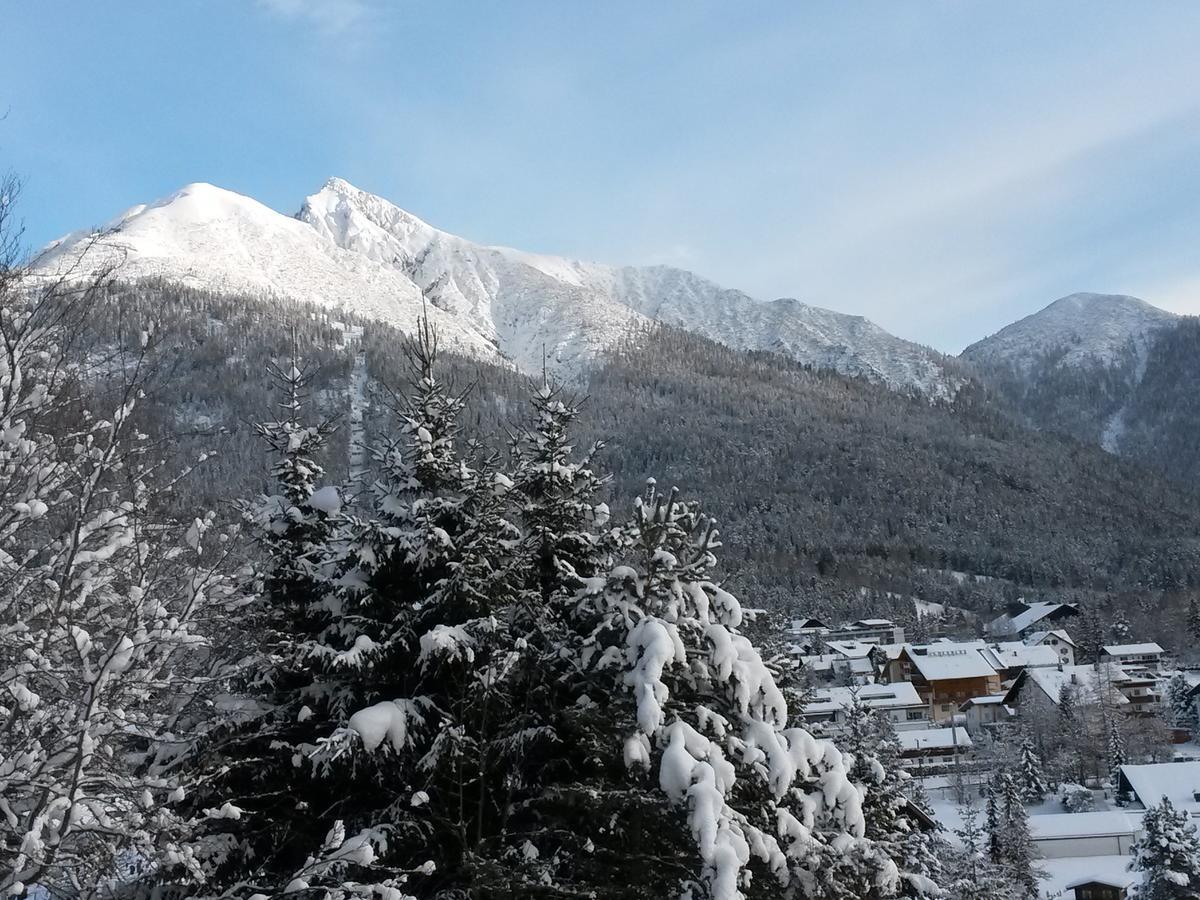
[1025,628,1076,666]
[958,693,1015,732]
[895,726,972,770]
[1100,642,1165,674]
[886,643,1001,722]
[822,618,905,647]
[979,641,1060,681]
[1062,873,1138,900]
[1023,663,1131,711]
[1027,811,1140,858]
[800,682,928,733]
[1118,760,1200,817]
[987,600,1078,639]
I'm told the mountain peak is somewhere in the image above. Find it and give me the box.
[962,292,1177,372]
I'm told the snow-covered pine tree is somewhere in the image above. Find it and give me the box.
[1108,718,1127,797]
[1058,683,1077,728]
[568,480,904,900]
[1129,797,1200,899]
[998,773,1040,898]
[943,802,1021,900]
[1075,605,1105,664]
[1016,738,1047,803]
[0,207,242,896]
[243,327,338,602]
[984,779,1003,864]
[838,691,940,895]
[1109,611,1132,645]
[1166,673,1196,730]
[177,317,530,896]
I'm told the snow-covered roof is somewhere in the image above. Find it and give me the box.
[1027,811,1138,840]
[789,617,828,631]
[962,694,1007,706]
[1025,628,1076,647]
[896,727,972,751]
[903,645,997,681]
[1027,664,1131,707]
[1121,761,1200,814]
[991,601,1076,635]
[805,683,925,715]
[854,618,896,627]
[1102,642,1164,656]
[824,640,878,659]
[981,642,1059,671]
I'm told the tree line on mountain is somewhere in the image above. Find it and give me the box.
[63,275,1200,656]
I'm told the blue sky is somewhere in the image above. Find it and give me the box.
[3,2,1199,351]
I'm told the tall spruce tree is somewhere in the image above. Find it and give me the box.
[998,773,1040,898]
[1016,738,1047,803]
[177,320,535,895]
[1108,719,1127,797]
[567,479,904,899]
[1166,673,1196,730]
[1129,797,1200,899]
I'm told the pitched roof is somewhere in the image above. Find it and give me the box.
[1102,642,1164,656]
[1027,663,1131,706]
[896,727,972,751]
[999,601,1077,634]
[1025,628,1076,648]
[1120,760,1200,814]
[903,645,997,681]
[805,682,925,715]
[981,642,1060,671]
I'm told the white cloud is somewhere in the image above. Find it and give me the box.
[256,0,370,34]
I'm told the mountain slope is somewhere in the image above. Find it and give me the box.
[91,281,1200,652]
[36,183,505,364]
[962,292,1200,476]
[963,292,1177,374]
[38,177,963,396]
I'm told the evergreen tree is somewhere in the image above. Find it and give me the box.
[1188,597,1200,647]
[1167,673,1196,729]
[568,480,903,898]
[945,802,1021,900]
[1129,797,1200,899]
[1109,718,1127,797]
[1058,682,1078,728]
[985,779,1003,864]
[1109,610,1132,645]
[1017,738,1048,803]
[178,319,533,895]
[998,773,1040,898]
[1075,605,1106,663]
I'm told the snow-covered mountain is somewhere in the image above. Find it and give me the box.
[961,292,1200,476]
[38,177,963,395]
[961,292,1177,374]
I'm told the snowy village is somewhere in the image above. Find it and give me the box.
[785,603,1200,897]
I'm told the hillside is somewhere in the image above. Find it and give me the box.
[963,293,1200,481]
[93,281,1200,650]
